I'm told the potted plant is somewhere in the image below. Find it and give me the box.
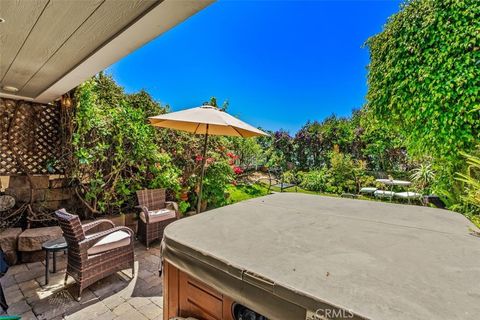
[179,188,189,201]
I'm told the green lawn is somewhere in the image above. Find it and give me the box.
[269,184,333,196]
[226,183,480,230]
[227,183,270,203]
[227,183,372,203]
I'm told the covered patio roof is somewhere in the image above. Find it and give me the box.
[0,0,214,103]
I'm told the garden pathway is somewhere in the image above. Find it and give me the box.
[0,241,163,320]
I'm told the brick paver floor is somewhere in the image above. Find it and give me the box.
[0,241,163,320]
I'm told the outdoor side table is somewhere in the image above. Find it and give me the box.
[42,237,67,285]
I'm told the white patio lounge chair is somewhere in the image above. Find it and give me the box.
[360,187,377,194]
[374,190,395,198]
[394,191,422,199]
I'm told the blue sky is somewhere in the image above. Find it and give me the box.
[109,0,402,133]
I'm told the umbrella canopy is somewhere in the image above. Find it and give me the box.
[149,105,268,213]
[149,105,267,137]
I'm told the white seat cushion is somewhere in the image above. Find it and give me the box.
[374,190,395,198]
[87,230,131,255]
[360,187,377,194]
[394,191,422,199]
[140,209,176,223]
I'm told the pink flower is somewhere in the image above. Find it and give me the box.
[195,155,203,162]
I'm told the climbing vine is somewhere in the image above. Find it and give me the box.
[365,0,480,190]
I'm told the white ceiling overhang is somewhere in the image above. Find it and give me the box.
[0,0,215,103]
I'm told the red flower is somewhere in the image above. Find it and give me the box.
[195,155,203,162]
[233,166,243,175]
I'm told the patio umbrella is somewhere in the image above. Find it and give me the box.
[149,105,268,213]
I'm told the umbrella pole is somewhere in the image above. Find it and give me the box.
[197,125,209,214]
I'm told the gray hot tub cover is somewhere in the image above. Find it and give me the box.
[162,193,480,320]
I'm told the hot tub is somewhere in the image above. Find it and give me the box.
[161,193,480,320]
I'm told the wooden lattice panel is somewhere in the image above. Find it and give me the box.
[0,98,63,175]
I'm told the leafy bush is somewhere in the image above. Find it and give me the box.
[282,170,299,184]
[202,160,234,208]
[299,148,376,194]
[471,215,480,229]
[227,136,264,169]
[300,168,330,192]
[72,74,180,216]
[411,163,436,192]
[365,0,480,191]
[178,201,190,215]
[328,148,356,192]
[357,174,378,190]
[455,153,480,215]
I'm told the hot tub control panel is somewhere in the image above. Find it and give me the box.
[232,303,268,320]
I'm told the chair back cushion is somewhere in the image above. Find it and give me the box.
[55,209,85,247]
[136,188,166,211]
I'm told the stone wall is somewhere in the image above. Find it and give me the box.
[5,175,75,213]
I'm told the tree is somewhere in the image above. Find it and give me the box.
[204,96,229,111]
[268,130,295,171]
[294,115,357,169]
[295,121,326,169]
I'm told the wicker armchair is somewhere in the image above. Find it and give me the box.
[136,189,178,249]
[55,209,135,300]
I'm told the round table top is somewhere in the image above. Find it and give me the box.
[376,179,411,186]
[42,237,67,250]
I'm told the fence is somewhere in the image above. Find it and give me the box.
[0,98,64,175]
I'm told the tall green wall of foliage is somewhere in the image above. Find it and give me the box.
[365,0,480,190]
[72,73,180,216]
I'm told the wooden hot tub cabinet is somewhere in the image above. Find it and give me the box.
[163,262,235,320]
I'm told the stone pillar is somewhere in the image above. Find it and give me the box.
[0,228,22,265]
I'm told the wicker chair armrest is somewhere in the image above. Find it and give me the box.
[82,219,115,234]
[165,201,179,217]
[135,205,149,212]
[79,226,134,251]
[135,205,151,223]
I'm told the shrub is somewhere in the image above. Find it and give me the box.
[411,162,436,193]
[300,168,330,192]
[178,201,190,215]
[299,148,376,194]
[455,152,480,216]
[327,148,358,194]
[202,160,234,208]
[282,170,298,184]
